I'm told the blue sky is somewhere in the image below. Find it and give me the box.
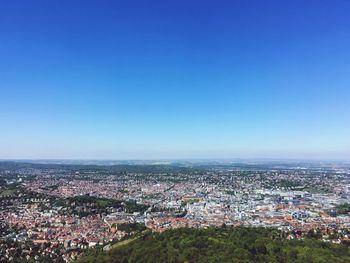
[0,0,349,160]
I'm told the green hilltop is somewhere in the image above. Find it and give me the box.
[77,227,350,263]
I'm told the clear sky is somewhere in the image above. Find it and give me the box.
[0,0,349,160]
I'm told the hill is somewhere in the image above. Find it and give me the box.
[77,227,350,263]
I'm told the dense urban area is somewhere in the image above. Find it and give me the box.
[1,160,350,262]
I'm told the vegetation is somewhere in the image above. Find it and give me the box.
[77,226,350,263]
[124,200,149,213]
[273,179,301,188]
[335,203,350,215]
[70,195,122,209]
[114,223,147,234]
[46,195,124,218]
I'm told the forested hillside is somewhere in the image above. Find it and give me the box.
[77,227,350,263]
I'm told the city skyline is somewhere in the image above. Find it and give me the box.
[1,0,350,159]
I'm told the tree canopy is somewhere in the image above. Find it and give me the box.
[77,226,350,263]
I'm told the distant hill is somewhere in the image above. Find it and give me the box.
[77,227,350,263]
[0,161,196,173]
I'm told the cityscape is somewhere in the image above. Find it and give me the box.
[1,160,350,262]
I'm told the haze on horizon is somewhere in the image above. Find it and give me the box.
[1,1,350,160]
